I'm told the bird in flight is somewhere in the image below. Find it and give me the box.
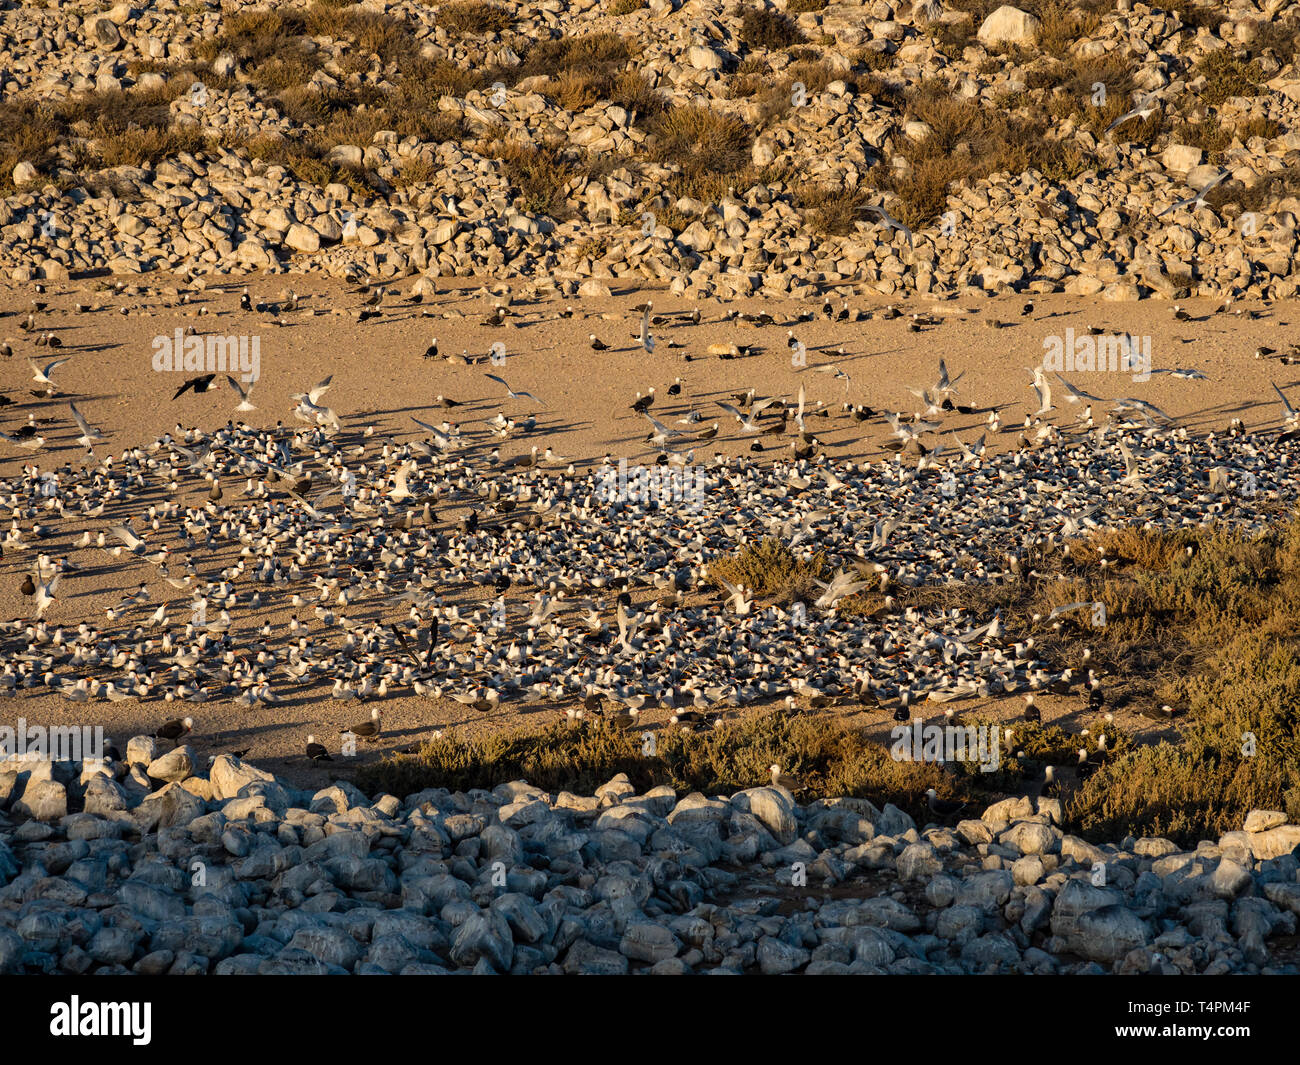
[484,373,544,405]
[173,373,216,399]
[1156,170,1228,217]
[1105,93,1159,136]
[69,402,104,452]
[859,202,914,248]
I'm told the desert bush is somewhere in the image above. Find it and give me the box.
[739,7,806,51]
[489,138,581,218]
[1196,51,1264,106]
[648,105,753,181]
[358,711,958,817]
[438,1,512,36]
[709,538,826,601]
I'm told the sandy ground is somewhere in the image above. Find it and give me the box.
[0,274,1291,788]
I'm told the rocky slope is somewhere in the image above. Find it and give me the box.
[1,744,1298,974]
[1,0,1300,300]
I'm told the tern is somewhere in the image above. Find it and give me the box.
[484,372,544,405]
[68,402,104,452]
[1105,92,1159,135]
[1156,170,1228,217]
[859,202,914,248]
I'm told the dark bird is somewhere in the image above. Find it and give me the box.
[423,338,439,359]
[925,788,966,819]
[341,707,382,740]
[19,573,35,596]
[589,335,608,351]
[306,735,333,763]
[154,716,193,742]
[1075,748,1100,782]
[173,374,216,399]
[239,287,251,311]
[1023,694,1041,723]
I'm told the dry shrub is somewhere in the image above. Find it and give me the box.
[1196,51,1264,106]
[871,81,1087,224]
[438,1,512,36]
[648,105,753,181]
[358,712,957,819]
[739,7,806,51]
[490,138,581,218]
[709,538,826,602]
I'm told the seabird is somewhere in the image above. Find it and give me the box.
[305,735,333,763]
[154,716,193,743]
[173,374,217,399]
[924,788,966,819]
[342,707,382,740]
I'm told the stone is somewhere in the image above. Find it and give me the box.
[977,6,1041,47]
[1161,144,1203,175]
[1244,810,1287,833]
[147,745,195,784]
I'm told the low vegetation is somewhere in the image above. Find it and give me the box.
[363,518,1300,847]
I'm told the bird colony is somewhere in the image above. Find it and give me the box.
[2,271,1300,974]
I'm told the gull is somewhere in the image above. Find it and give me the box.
[305,736,332,763]
[859,202,913,247]
[924,788,966,818]
[173,373,216,399]
[69,402,104,452]
[769,764,806,793]
[226,375,257,412]
[341,707,382,740]
[154,716,193,743]
[0,428,44,450]
[484,372,544,405]
[1105,92,1159,135]
[29,355,71,394]
[1156,170,1228,217]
